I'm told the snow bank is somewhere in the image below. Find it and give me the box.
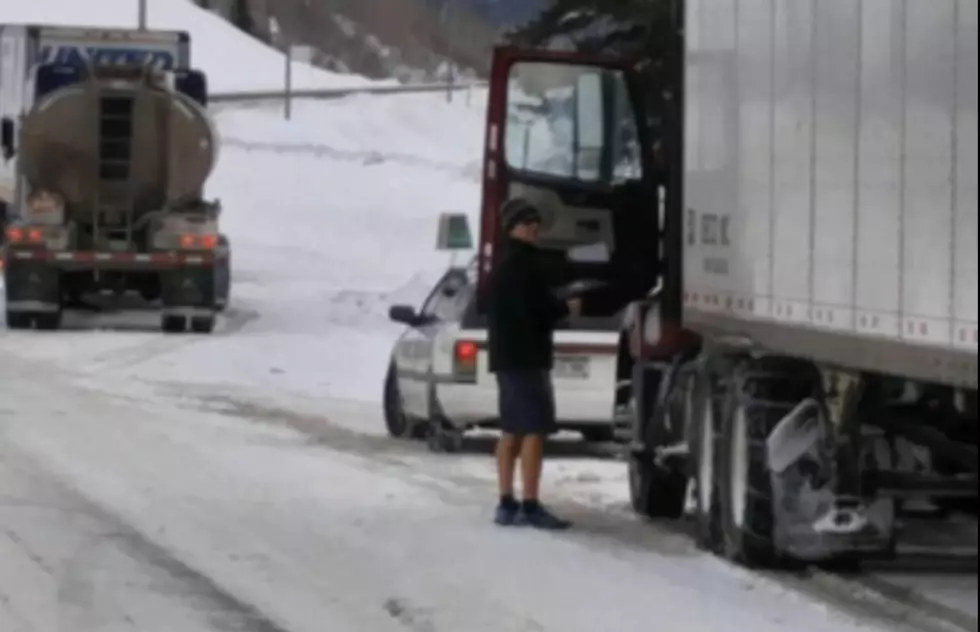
[0,91,488,405]
[216,89,488,169]
[0,0,380,92]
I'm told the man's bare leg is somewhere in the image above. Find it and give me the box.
[496,432,523,497]
[493,433,523,525]
[519,434,545,501]
[517,434,571,530]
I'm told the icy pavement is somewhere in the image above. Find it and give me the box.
[0,442,282,632]
[2,357,907,632]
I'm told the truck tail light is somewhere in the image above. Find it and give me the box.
[5,226,44,245]
[179,233,218,250]
[453,340,479,381]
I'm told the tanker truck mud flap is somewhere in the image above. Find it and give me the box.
[160,261,217,334]
[213,234,231,312]
[3,254,62,329]
[764,398,895,562]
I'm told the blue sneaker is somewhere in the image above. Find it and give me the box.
[494,502,520,526]
[517,503,572,530]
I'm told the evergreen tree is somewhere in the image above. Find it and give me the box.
[506,0,679,62]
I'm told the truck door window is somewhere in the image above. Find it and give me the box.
[504,62,642,185]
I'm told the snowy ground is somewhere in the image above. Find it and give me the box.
[2,354,924,632]
[1,2,975,628]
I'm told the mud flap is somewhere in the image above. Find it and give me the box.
[766,399,895,561]
[3,258,60,310]
[161,265,215,310]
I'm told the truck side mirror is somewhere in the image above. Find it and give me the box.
[1,117,14,161]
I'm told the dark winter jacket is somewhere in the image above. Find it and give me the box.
[487,238,569,372]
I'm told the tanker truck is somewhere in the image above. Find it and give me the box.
[473,0,976,568]
[0,25,231,332]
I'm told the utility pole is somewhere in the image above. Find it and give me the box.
[138,0,147,29]
[440,0,456,102]
[284,45,293,121]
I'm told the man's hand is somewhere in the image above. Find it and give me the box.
[566,297,582,318]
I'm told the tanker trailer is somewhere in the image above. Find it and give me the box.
[2,61,226,333]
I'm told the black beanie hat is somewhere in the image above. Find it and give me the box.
[499,198,542,233]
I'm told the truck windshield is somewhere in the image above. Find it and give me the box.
[504,61,642,185]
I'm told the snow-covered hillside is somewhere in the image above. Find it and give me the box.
[0,0,383,91]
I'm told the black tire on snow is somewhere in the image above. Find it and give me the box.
[581,427,614,443]
[627,365,688,519]
[689,368,723,552]
[190,316,215,334]
[383,363,413,438]
[717,357,820,568]
[425,421,463,453]
[424,383,459,450]
[5,311,32,330]
[215,234,231,312]
[34,310,63,331]
[161,315,187,333]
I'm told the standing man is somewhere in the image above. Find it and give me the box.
[487,198,581,529]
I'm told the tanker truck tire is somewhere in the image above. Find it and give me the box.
[4,309,61,330]
[34,309,62,331]
[190,315,215,334]
[215,235,231,313]
[161,315,186,333]
[5,310,32,330]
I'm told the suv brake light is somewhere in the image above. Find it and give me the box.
[453,340,479,381]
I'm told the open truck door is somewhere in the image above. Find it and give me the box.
[473,46,682,327]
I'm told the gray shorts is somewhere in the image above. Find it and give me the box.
[496,370,556,436]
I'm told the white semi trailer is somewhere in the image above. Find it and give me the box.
[472,0,976,567]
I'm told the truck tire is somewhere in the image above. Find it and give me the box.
[581,427,614,443]
[138,281,162,303]
[5,310,32,330]
[627,364,687,519]
[34,310,63,331]
[215,235,231,312]
[717,357,820,568]
[425,419,464,453]
[628,441,687,519]
[424,379,461,451]
[161,315,186,333]
[190,315,215,334]
[689,369,722,552]
[383,363,413,439]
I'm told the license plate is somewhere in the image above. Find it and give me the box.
[554,356,590,379]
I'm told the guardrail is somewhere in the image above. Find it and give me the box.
[209,81,487,103]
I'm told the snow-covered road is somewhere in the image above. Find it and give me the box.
[0,355,927,632]
[1,438,286,632]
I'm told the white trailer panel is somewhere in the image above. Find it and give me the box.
[684,0,977,388]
